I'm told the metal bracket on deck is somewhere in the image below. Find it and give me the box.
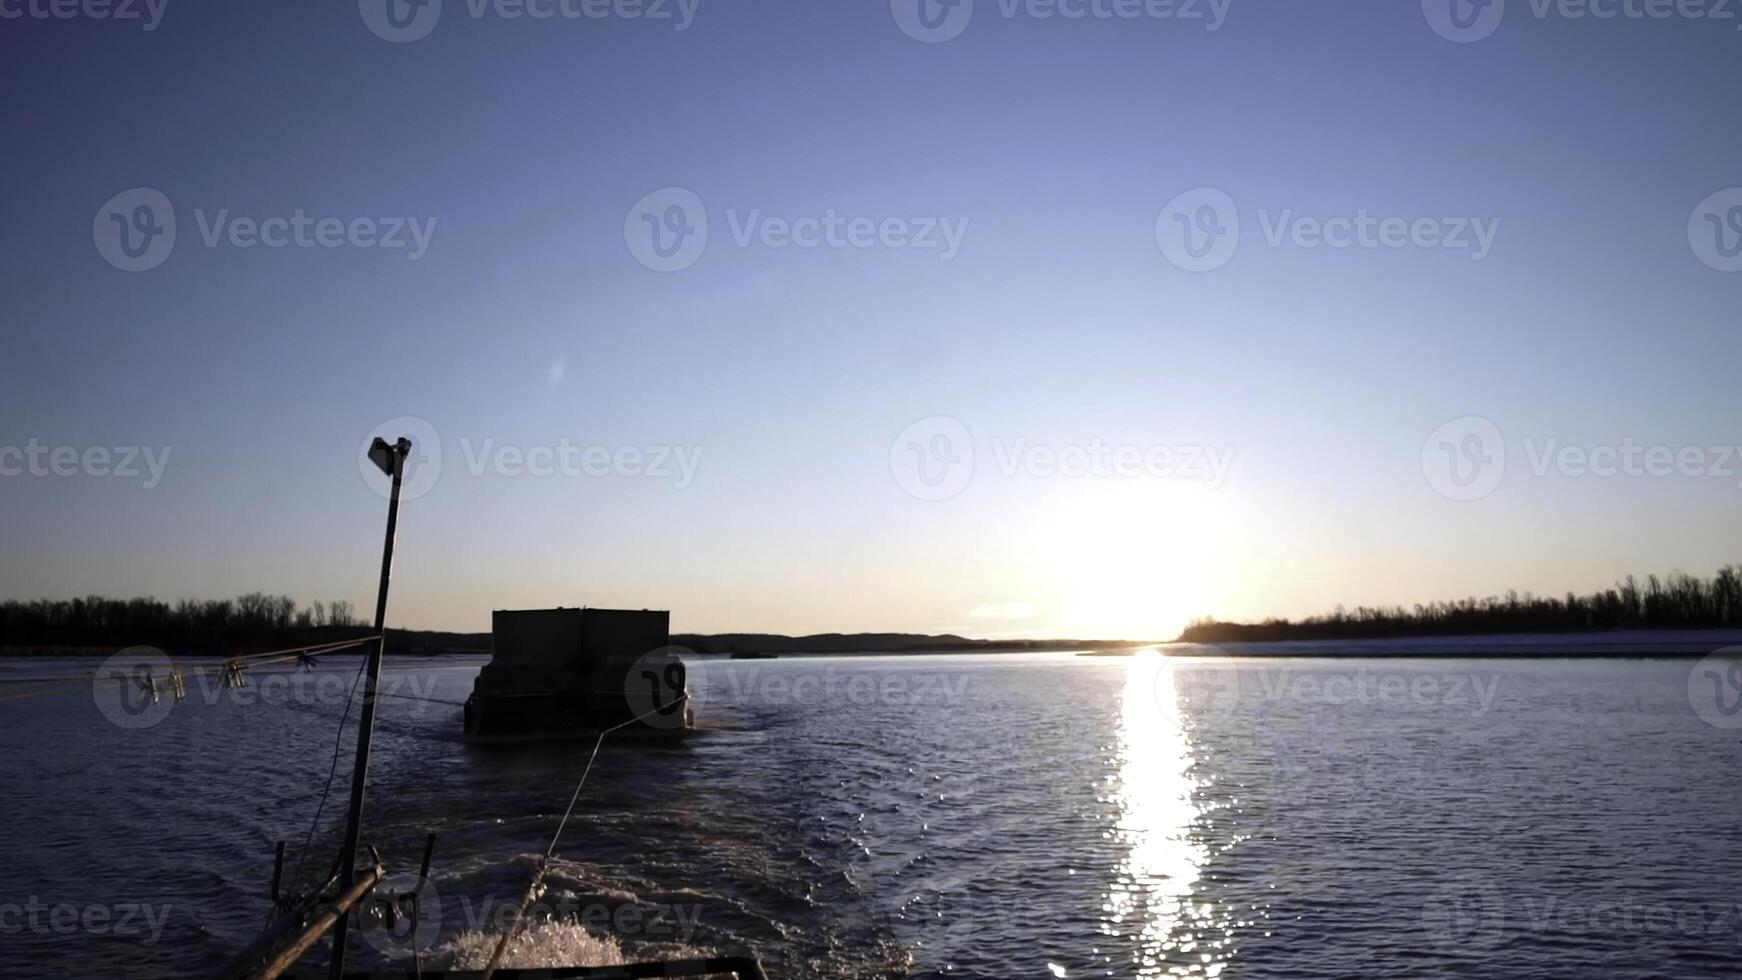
[363,833,436,945]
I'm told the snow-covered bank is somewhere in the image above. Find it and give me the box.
[1160,629,1742,658]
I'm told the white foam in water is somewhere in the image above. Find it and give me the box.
[429,922,629,970]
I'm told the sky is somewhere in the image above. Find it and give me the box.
[1,0,1738,640]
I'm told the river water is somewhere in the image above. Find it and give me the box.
[2,651,1739,978]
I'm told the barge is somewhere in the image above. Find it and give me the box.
[463,607,694,739]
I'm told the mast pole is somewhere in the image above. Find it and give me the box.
[328,436,410,978]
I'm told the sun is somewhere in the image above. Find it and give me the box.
[1038,481,1236,641]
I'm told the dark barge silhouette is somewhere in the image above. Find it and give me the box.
[463,607,693,739]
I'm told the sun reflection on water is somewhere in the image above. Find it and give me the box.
[1102,652,1232,977]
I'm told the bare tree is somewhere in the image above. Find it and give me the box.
[328,600,356,628]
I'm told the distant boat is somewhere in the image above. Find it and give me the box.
[729,650,779,660]
[463,607,694,739]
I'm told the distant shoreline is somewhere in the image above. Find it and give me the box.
[0,632,1156,660]
[1149,628,1742,659]
[5,629,1739,660]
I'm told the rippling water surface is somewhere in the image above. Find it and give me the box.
[3,652,1739,978]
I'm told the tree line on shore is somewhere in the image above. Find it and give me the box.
[9,566,1741,652]
[1179,565,1742,643]
[0,594,366,654]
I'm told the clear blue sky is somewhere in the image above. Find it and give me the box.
[2,0,1738,638]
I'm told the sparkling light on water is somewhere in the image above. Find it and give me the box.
[1102,653,1231,977]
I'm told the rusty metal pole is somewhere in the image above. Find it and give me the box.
[245,862,386,980]
[328,436,410,979]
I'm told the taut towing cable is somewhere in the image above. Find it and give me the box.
[479,692,692,980]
